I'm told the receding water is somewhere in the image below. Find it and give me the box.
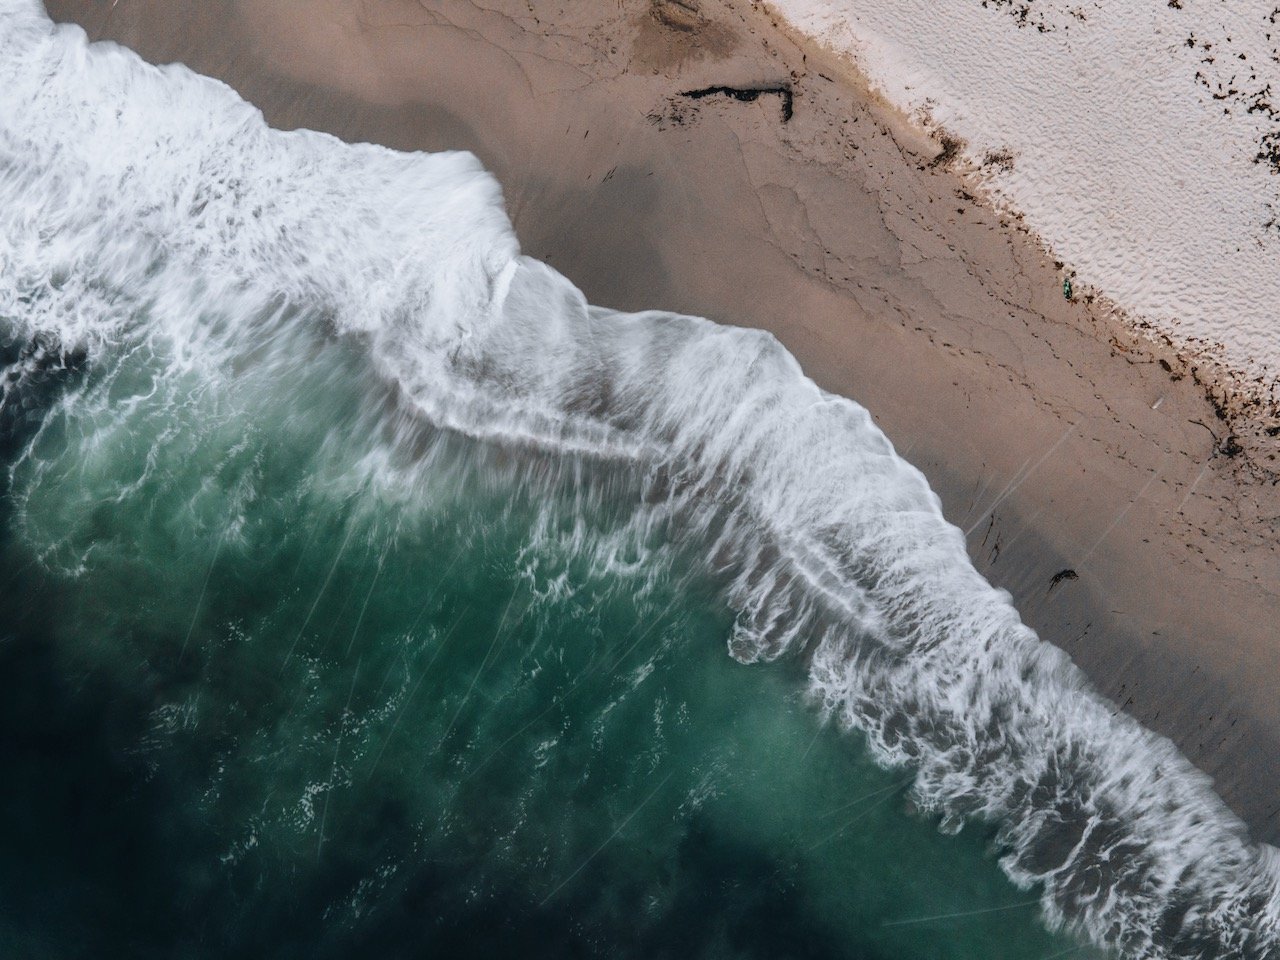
[0,2,1276,957]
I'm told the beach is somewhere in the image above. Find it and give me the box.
[42,0,1280,839]
[2,1,1278,953]
[770,0,1280,396]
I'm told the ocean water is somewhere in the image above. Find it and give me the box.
[0,3,1275,958]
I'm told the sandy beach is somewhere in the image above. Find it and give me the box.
[43,0,1280,840]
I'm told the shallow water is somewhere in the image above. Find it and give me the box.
[0,2,1275,957]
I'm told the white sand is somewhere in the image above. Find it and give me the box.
[770,0,1280,395]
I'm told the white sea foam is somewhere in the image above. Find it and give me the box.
[1,1,1278,956]
[769,0,1280,395]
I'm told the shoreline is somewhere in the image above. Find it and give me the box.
[761,0,1280,409]
[42,0,1280,840]
[762,1,1280,461]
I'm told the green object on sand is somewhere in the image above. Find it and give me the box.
[1063,277,1073,300]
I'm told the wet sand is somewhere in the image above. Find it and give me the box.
[43,0,1280,838]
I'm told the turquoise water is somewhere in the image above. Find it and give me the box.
[0,320,1080,957]
[1,3,1276,956]
[0,320,1082,958]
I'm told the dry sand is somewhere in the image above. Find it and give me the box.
[43,0,1280,839]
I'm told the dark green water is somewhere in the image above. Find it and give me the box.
[0,321,1083,959]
